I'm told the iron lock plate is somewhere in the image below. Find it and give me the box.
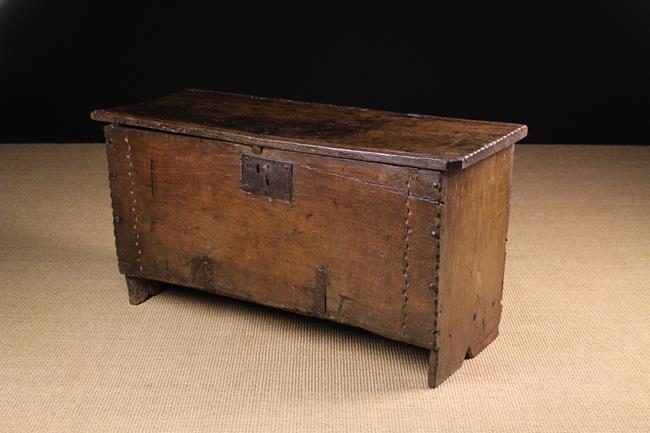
[241,154,293,201]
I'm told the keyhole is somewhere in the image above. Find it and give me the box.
[256,164,260,173]
[265,175,271,186]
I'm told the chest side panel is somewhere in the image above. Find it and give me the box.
[105,126,441,348]
[429,146,514,386]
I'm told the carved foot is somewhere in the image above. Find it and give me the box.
[125,276,165,305]
[427,327,500,388]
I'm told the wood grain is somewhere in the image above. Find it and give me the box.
[428,146,514,388]
[92,89,527,171]
[98,90,523,388]
[125,276,165,305]
[105,125,441,348]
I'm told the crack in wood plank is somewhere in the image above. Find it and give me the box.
[302,164,442,203]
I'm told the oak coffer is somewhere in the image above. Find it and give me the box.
[91,90,527,388]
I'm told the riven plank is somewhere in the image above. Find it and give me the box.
[429,146,513,387]
[93,90,527,171]
[105,126,441,348]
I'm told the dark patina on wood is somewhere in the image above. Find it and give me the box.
[92,90,526,388]
[92,89,526,171]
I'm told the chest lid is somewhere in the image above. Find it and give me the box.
[91,89,527,171]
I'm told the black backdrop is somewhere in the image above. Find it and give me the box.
[1,2,648,144]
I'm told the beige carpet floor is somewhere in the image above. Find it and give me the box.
[1,144,648,433]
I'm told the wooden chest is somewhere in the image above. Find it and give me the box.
[91,90,527,388]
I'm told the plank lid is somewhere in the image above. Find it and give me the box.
[91,89,527,171]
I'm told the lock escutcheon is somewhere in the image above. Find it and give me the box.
[241,154,293,201]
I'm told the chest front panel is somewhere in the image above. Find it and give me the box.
[106,126,442,348]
